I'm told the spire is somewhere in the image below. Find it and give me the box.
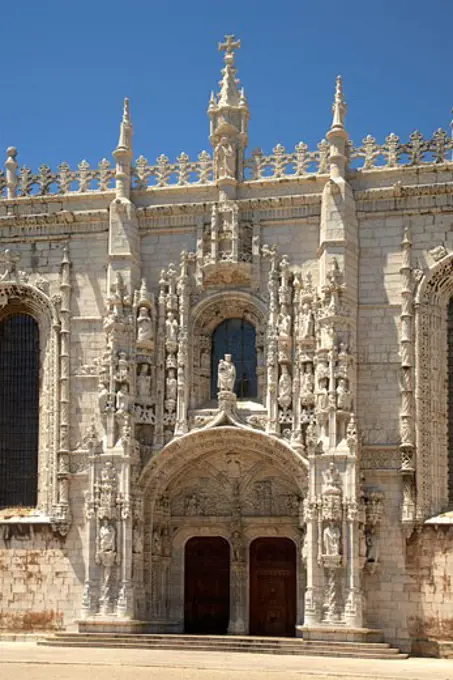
[216,34,242,108]
[331,75,347,131]
[116,97,133,153]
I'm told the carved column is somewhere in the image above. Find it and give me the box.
[400,226,416,533]
[54,245,71,530]
[228,562,247,634]
[264,246,279,435]
[154,274,167,448]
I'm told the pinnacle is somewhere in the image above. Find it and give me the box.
[331,74,347,131]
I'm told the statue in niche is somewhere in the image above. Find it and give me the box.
[215,136,236,180]
[336,378,352,411]
[217,354,236,392]
[137,364,151,399]
[136,306,153,345]
[322,462,342,494]
[166,312,179,345]
[316,377,329,411]
[301,364,315,406]
[98,518,116,559]
[185,493,201,516]
[116,383,130,414]
[278,310,291,338]
[98,382,109,413]
[323,521,341,557]
[152,529,162,556]
[278,365,292,409]
[117,352,129,382]
[300,301,314,339]
[166,368,177,401]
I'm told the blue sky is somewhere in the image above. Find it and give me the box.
[1,0,452,171]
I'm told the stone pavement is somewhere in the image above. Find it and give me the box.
[0,643,453,680]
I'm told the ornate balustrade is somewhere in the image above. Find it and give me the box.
[0,128,452,198]
[350,129,453,171]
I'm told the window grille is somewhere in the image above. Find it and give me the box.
[210,318,257,399]
[0,313,39,509]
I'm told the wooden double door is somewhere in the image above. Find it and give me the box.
[184,536,297,637]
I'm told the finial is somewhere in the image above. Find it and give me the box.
[208,90,216,111]
[402,225,412,248]
[239,87,248,109]
[123,97,131,124]
[218,34,241,62]
[331,75,347,130]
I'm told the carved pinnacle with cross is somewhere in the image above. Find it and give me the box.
[218,35,241,59]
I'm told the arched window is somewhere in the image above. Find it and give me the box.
[211,318,257,399]
[0,313,39,508]
[448,299,453,505]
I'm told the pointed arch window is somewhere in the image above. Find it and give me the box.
[211,318,257,399]
[0,313,39,508]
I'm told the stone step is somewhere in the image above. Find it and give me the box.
[38,634,408,659]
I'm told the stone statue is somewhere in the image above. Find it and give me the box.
[278,311,291,338]
[137,364,151,399]
[166,368,177,401]
[301,364,315,406]
[136,306,153,345]
[300,301,314,339]
[152,529,162,555]
[316,377,329,410]
[99,519,116,557]
[278,364,292,409]
[323,521,341,557]
[166,312,179,345]
[98,383,109,413]
[215,136,236,179]
[336,378,352,411]
[117,352,129,382]
[116,384,129,413]
[217,354,236,392]
[322,462,342,494]
[231,530,245,562]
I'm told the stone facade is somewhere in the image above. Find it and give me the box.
[1,35,453,653]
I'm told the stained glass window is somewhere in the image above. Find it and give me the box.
[0,313,39,508]
[211,318,257,399]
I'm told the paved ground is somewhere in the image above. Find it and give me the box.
[0,642,453,680]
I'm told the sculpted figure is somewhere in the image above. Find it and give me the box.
[97,519,116,579]
[336,378,352,411]
[278,364,292,409]
[217,354,236,392]
[116,384,129,413]
[278,311,291,338]
[231,530,245,562]
[136,306,153,345]
[117,352,129,382]
[323,521,341,557]
[215,136,236,179]
[137,364,151,399]
[98,383,109,413]
[166,312,179,345]
[316,377,329,410]
[300,301,314,339]
[166,368,177,401]
[322,462,342,493]
[301,364,315,406]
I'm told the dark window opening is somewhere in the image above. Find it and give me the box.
[0,313,39,509]
[211,318,257,399]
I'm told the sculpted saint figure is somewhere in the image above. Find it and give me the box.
[166,312,179,345]
[323,521,341,557]
[278,364,292,409]
[316,377,329,411]
[116,384,129,413]
[137,364,151,399]
[278,311,291,338]
[336,378,352,411]
[98,383,109,413]
[216,136,236,179]
[300,301,314,339]
[136,306,153,345]
[166,368,177,401]
[97,519,116,568]
[322,462,342,494]
[301,364,315,406]
[217,354,236,392]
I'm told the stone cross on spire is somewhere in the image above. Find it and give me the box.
[218,34,241,60]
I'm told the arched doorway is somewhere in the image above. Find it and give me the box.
[249,537,296,637]
[184,537,230,634]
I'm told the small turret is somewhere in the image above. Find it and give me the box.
[113,98,133,200]
[326,76,349,180]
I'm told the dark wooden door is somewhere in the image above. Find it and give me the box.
[249,537,296,637]
[184,537,230,634]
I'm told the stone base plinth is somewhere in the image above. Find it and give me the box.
[147,619,182,634]
[297,625,383,644]
[412,638,453,658]
[77,618,150,634]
